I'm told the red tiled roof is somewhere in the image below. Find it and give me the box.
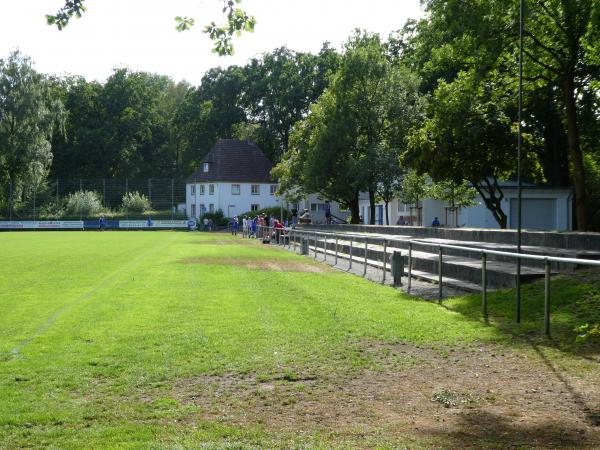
[186,139,274,183]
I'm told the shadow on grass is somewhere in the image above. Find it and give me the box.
[427,410,595,449]
[441,269,600,359]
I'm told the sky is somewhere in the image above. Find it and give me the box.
[0,0,424,85]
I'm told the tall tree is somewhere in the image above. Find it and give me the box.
[0,51,65,208]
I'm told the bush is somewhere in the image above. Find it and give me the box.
[240,206,290,221]
[200,209,229,227]
[65,191,103,217]
[122,191,151,213]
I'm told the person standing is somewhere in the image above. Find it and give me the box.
[99,214,106,231]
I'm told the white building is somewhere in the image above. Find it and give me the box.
[185,139,281,218]
[358,181,573,231]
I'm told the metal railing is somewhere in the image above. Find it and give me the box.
[253,225,600,337]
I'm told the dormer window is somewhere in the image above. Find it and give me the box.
[203,163,209,173]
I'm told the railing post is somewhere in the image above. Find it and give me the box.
[382,239,387,284]
[323,235,327,261]
[349,238,353,270]
[335,235,339,265]
[408,242,412,293]
[544,258,551,336]
[363,238,368,277]
[482,252,488,317]
[314,233,317,259]
[438,246,443,301]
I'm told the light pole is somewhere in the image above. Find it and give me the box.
[516,0,525,323]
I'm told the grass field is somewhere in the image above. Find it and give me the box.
[1,231,599,449]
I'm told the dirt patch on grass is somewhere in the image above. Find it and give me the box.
[170,342,600,448]
[181,256,332,273]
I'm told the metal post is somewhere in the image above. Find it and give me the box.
[516,0,525,324]
[171,179,174,220]
[482,253,488,317]
[323,235,327,261]
[335,236,339,265]
[349,238,353,270]
[408,242,412,293]
[382,240,387,284]
[544,258,551,336]
[438,246,443,300]
[314,233,317,259]
[363,238,368,277]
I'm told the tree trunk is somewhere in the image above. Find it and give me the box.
[563,74,589,230]
[348,193,360,224]
[384,200,390,225]
[368,188,376,225]
[474,178,507,229]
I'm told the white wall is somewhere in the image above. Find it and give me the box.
[186,182,281,218]
[299,194,351,223]
[356,187,573,230]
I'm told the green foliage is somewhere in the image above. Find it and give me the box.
[200,209,229,226]
[48,0,255,57]
[64,190,103,217]
[398,170,430,206]
[0,51,65,209]
[275,32,423,224]
[428,180,478,209]
[121,191,151,213]
[239,206,290,221]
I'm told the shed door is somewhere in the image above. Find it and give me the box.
[510,198,557,230]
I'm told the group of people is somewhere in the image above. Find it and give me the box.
[225,213,297,243]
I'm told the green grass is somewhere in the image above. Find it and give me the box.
[0,231,597,448]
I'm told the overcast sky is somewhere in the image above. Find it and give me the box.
[0,0,424,85]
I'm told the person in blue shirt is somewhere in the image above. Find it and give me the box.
[432,217,441,227]
[251,216,257,238]
[231,216,239,236]
[147,216,153,227]
[99,214,105,231]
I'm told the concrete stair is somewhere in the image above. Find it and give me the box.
[294,233,557,290]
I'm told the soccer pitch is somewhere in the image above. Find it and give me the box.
[1,231,599,448]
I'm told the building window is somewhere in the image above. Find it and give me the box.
[191,185,196,195]
[231,184,241,195]
[251,204,259,212]
[209,184,215,195]
[199,185,205,195]
[251,184,260,195]
[200,204,205,214]
[270,185,277,195]
[191,204,196,217]
[209,204,215,213]
[203,163,209,173]
[311,203,326,211]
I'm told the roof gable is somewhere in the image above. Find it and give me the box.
[187,139,275,183]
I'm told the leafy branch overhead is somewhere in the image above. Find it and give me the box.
[46,0,256,56]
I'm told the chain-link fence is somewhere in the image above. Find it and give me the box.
[0,179,187,221]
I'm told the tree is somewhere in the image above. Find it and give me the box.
[47,0,255,56]
[375,144,404,225]
[428,179,478,227]
[400,0,599,230]
[405,71,518,228]
[397,170,429,226]
[0,51,65,210]
[242,45,340,162]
